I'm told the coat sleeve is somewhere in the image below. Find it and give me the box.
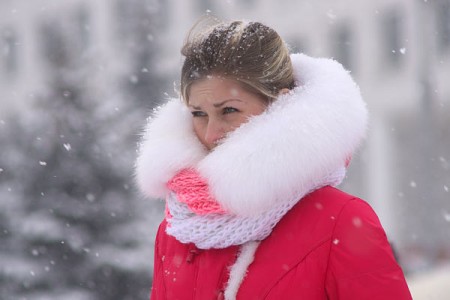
[150,221,167,300]
[325,198,412,300]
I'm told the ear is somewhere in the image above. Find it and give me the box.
[278,88,290,96]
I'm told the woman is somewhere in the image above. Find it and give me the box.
[136,19,412,299]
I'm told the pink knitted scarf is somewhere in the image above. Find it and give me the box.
[166,168,226,216]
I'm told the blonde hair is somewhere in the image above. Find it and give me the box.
[180,18,295,103]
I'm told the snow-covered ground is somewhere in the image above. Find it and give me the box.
[407,265,450,300]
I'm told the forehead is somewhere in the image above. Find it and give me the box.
[189,76,243,99]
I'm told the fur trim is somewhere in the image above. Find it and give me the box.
[224,241,259,300]
[135,100,207,198]
[135,54,368,216]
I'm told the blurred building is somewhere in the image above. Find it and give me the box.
[0,0,166,118]
[0,0,114,118]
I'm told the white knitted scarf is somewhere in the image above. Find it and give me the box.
[165,167,346,249]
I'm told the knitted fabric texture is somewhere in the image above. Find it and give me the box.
[166,168,226,216]
[165,167,347,249]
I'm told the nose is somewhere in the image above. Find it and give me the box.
[204,118,226,148]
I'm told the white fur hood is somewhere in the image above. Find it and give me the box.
[135,54,368,217]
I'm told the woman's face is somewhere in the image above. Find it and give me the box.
[188,76,267,150]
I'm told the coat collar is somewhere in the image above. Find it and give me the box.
[135,54,368,217]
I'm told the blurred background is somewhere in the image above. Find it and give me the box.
[0,0,449,299]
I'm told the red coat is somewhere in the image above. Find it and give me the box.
[150,186,411,299]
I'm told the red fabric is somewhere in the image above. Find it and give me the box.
[150,186,412,300]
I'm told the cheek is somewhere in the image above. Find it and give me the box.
[192,119,206,140]
[250,102,267,116]
[229,106,266,129]
[228,115,249,130]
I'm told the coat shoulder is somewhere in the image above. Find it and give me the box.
[303,185,361,208]
[277,185,381,254]
[280,185,363,237]
[239,187,410,299]
[237,186,368,298]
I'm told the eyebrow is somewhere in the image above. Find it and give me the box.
[189,99,243,110]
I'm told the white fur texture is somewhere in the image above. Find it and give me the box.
[135,54,368,216]
[135,100,207,198]
[224,241,260,300]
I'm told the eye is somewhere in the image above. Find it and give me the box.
[191,111,207,117]
[223,107,239,114]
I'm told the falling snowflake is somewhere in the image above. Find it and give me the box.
[39,161,47,166]
[352,217,362,228]
[443,211,450,222]
[129,75,139,84]
[326,10,337,20]
[86,193,96,202]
